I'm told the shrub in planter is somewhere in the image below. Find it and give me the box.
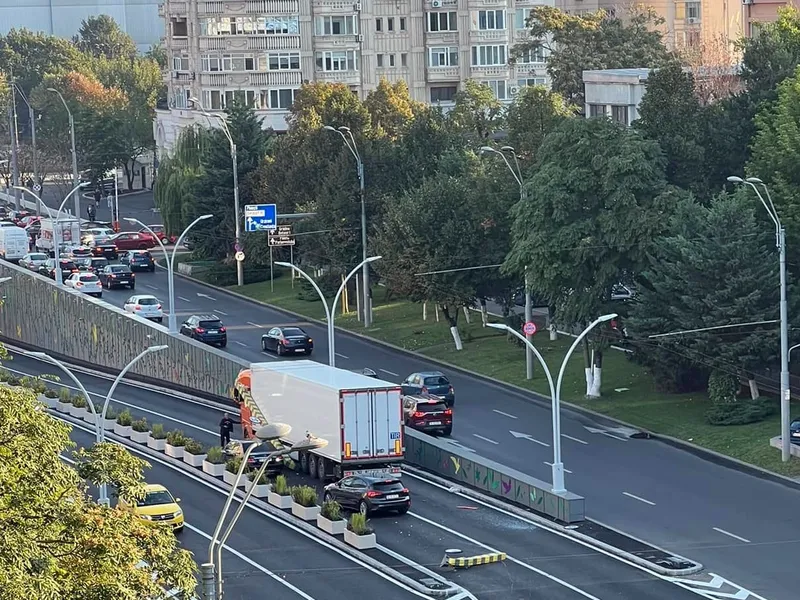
[130,418,150,443]
[291,486,320,520]
[0,368,11,383]
[268,474,292,509]
[55,388,73,413]
[7,375,22,387]
[165,429,188,458]
[41,387,59,409]
[344,513,376,550]
[147,423,167,450]
[317,500,346,535]
[182,438,206,467]
[69,394,88,418]
[245,470,271,498]
[114,409,133,437]
[102,405,118,430]
[202,446,226,477]
[223,456,246,486]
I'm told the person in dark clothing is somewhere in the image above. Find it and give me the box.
[219,413,236,447]
[94,187,102,206]
[87,203,96,220]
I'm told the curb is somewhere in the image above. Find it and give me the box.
[401,465,703,578]
[54,411,458,598]
[163,265,800,489]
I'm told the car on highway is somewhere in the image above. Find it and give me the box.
[223,440,286,475]
[98,264,135,289]
[401,371,455,407]
[81,227,115,246]
[123,294,163,322]
[402,394,453,435]
[75,257,109,274]
[323,475,410,516]
[120,250,155,272]
[64,272,103,297]
[19,252,48,271]
[791,418,800,445]
[38,258,79,281]
[90,240,119,260]
[117,483,184,533]
[180,314,227,347]
[140,224,176,245]
[63,245,93,259]
[109,231,157,251]
[260,326,313,356]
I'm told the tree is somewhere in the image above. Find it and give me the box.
[74,15,137,61]
[626,191,779,404]
[0,28,85,96]
[447,79,504,140]
[0,384,196,599]
[679,34,741,105]
[504,117,670,397]
[504,85,575,166]
[287,81,371,133]
[515,6,670,105]
[363,78,422,140]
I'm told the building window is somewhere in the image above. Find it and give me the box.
[518,78,546,87]
[223,90,257,108]
[172,56,189,71]
[517,46,544,64]
[430,86,457,103]
[201,55,221,71]
[476,10,505,30]
[428,11,458,32]
[203,90,222,109]
[222,54,256,72]
[315,15,358,35]
[685,2,700,20]
[400,18,406,31]
[171,19,188,37]
[389,54,395,67]
[514,9,531,30]
[377,54,384,67]
[266,88,297,109]
[611,105,629,125]
[173,88,190,108]
[376,18,382,32]
[483,80,507,100]
[401,53,407,67]
[588,104,604,117]
[199,16,299,36]
[315,50,358,71]
[388,17,394,31]
[471,45,507,66]
[683,30,700,47]
[267,52,300,70]
[429,47,459,67]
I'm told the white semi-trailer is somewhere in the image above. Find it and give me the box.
[233,360,405,480]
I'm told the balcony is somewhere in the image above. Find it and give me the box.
[425,32,459,46]
[514,62,544,78]
[469,30,509,43]
[160,1,188,16]
[199,71,303,86]
[314,70,361,85]
[197,0,299,15]
[314,35,360,49]
[171,71,195,82]
[169,37,189,50]
[514,29,530,43]
[470,65,510,78]
[426,66,461,82]
[199,35,301,51]
[313,0,362,10]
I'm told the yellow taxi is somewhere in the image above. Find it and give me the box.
[119,483,184,533]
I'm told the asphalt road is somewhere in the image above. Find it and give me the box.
[44,370,707,600]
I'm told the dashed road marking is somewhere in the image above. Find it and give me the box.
[622,492,656,506]
[379,368,399,377]
[248,322,263,328]
[712,527,751,544]
[493,410,517,419]
[235,341,247,348]
[214,309,228,315]
[473,434,499,445]
[335,353,349,359]
[562,434,588,445]
[178,296,191,302]
[145,284,159,290]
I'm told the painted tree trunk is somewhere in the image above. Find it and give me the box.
[547,306,558,340]
[440,305,463,351]
[748,378,760,400]
[435,304,440,322]
[588,351,604,398]
[583,338,594,397]
[462,306,471,323]
[422,302,427,321]
[479,299,488,326]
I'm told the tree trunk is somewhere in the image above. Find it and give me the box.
[588,350,603,398]
[748,378,760,400]
[124,161,135,191]
[479,298,488,326]
[440,304,463,351]
[462,306,471,323]
[583,337,594,397]
[435,304,440,322]
[547,305,558,341]
[422,301,427,321]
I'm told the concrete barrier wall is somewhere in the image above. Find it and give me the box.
[0,261,247,398]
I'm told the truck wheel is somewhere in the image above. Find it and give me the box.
[308,454,318,479]
[299,451,309,474]
[317,456,326,481]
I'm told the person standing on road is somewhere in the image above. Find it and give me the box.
[87,203,96,221]
[219,413,237,447]
[94,187,101,207]
[106,191,112,210]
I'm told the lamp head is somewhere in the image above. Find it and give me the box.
[500,146,515,152]
[0,277,11,284]
[26,351,47,359]
[599,313,618,323]
[291,433,328,452]
[727,176,744,183]
[78,182,90,188]
[338,126,351,132]
[124,217,138,224]
[479,146,494,154]
[486,323,507,331]
[365,256,382,264]
[275,261,291,268]
[322,125,336,132]
[198,214,213,221]
[746,177,764,184]
[255,422,291,441]
[188,96,200,105]
[147,345,169,352]
[46,87,57,93]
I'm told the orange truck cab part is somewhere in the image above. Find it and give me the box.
[232,369,262,440]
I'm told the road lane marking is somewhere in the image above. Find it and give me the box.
[544,462,572,474]
[623,492,656,506]
[409,512,603,600]
[602,432,629,442]
[713,527,751,543]
[379,368,399,377]
[509,430,550,446]
[472,434,499,445]
[335,353,349,359]
[145,284,159,290]
[214,309,228,315]
[562,434,588,445]
[248,321,263,328]
[493,409,517,419]
[177,296,191,302]
[235,341,248,347]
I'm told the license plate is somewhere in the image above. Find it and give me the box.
[295,348,305,353]
[208,330,218,334]
[118,280,128,284]
[386,494,399,500]
[428,421,442,426]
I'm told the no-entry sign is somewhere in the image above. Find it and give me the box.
[523,322,537,336]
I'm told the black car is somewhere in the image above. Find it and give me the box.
[38,258,79,281]
[91,242,119,260]
[401,371,455,407]
[261,326,313,356]
[75,257,109,274]
[791,419,800,445]
[120,250,155,272]
[98,264,135,289]
[403,395,453,436]
[324,475,410,516]
[180,314,227,347]
[224,440,285,475]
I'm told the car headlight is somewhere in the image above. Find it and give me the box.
[138,514,152,521]
[174,509,183,517]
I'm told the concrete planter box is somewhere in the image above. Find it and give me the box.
[130,430,150,444]
[183,451,206,467]
[147,436,166,451]
[102,418,116,431]
[245,480,271,498]
[83,410,97,424]
[55,400,71,413]
[317,515,346,535]
[344,528,376,550]
[39,394,57,409]
[268,492,292,509]
[69,405,87,419]
[114,423,132,438]
[202,461,225,477]
[223,470,245,486]
[164,443,184,459]
[292,503,320,521]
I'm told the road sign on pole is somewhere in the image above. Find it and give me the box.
[235,251,245,262]
[268,224,295,247]
[244,204,277,232]
[523,322,537,336]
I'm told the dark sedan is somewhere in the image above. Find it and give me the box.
[75,257,109,274]
[261,326,313,356]
[91,241,119,260]
[791,419,800,445]
[403,395,452,436]
[180,314,227,348]
[98,264,135,289]
[224,440,285,475]
[324,475,410,517]
[120,250,155,272]
[401,371,455,407]
[38,258,79,282]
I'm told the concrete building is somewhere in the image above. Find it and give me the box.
[744,1,800,37]
[583,68,649,127]
[155,0,552,154]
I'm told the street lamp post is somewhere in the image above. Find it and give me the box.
[189,98,243,287]
[728,175,791,462]
[323,125,372,328]
[13,83,39,215]
[276,256,381,367]
[488,313,617,494]
[126,215,213,333]
[481,146,535,380]
[47,88,80,218]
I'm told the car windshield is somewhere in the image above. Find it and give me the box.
[109,265,130,273]
[199,320,222,329]
[282,327,305,337]
[75,258,91,266]
[133,253,151,260]
[424,376,449,386]
[372,481,403,492]
[138,297,158,306]
[60,261,76,269]
[140,490,174,506]
[92,259,108,267]
[417,402,448,413]
[30,254,46,261]
[79,275,99,282]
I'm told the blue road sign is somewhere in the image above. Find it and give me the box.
[244,204,277,232]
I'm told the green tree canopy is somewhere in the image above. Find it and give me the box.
[504,85,576,166]
[363,78,422,140]
[447,79,504,140]
[287,81,371,133]
[0,28,85,96]
[74,15,138,61]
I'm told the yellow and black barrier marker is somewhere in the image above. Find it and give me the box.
[440,552,507,569]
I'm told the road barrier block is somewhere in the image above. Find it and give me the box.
[440,552,507,569]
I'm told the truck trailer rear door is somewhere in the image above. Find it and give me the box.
[341,388,403,461]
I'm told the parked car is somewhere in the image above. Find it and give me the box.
[401,371,455,407]
[19,252,48,271]
[402,394,453,435]
[260,326,313,356]
[120,250,155,272]
[117,483,184,533]
[109,231,156,251]
[791,418,800,445]
[223,440,285,475]
[180,314,227,347]
[140,224,176,245]
[75,257,109,274]
[98,264,135,289]
[81,227,115,246]
[39,258,79,281]
[323,475,410,516]
[64,272,103,297]
[123,294,163,322]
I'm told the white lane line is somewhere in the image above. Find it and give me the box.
[214,309,228,315]
[145,284,159,290]
[379,368,399,377]
[602,432,629,442]
[623,492,656,506]
[562,434,588,445]
[235,341,248,347]
[335,352,349,359]
[248,321,263,328]
[544,462,573,474]
[712,527,751,544]
[185,523,316,599]
[410,512,602,600]
[177,296,191,302]
[472,434,499,445]
[493,409,517,419]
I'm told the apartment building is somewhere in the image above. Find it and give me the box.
[745,1,800,37]
[155,0,552,154]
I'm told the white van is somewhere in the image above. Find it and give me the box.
[0,226,29,262]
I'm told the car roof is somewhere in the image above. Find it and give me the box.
[144,483,168,492]
[405,393,444,403]
[412,371,445,377]
[131,294,157,301]
[355,475,401,483]
[193,314,221,321]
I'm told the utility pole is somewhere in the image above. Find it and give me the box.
[7,103,20,210]
[13,82,39,214]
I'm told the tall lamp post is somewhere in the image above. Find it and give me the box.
[488,314,617,494]
[126,215,213,333]
[276,256,381,367]
[47,88,80,218]
[12,83,39,214]
[480,145,535,380]
[189,97,243,287]
[323,125,372,328]
[26,344,168,504]
[728,175,791,462]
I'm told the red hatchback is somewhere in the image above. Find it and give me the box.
[109,231,157,250]
[139,225,177,245]
[402,394,453,436]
